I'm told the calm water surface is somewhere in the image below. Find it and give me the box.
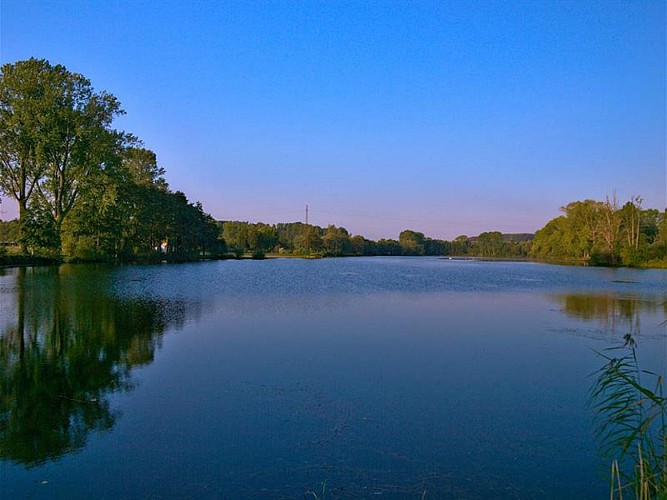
[1,258,665,498]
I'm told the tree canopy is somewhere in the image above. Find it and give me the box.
[531,196,666,267]
[0,58,219,262]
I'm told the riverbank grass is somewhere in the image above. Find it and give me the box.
[590,336,666,499]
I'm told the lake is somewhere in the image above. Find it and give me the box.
[1,258,665,498]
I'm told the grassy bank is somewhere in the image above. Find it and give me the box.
[638,259,667,269]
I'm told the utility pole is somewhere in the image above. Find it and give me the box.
[304,204,311,254]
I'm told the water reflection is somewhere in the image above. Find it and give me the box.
[551,293,666,338]
[0,266,187,467]
[551,290,666,495]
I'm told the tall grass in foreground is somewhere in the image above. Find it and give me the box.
[590,334,666,499]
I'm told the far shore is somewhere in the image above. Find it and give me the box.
[2,253,666,270]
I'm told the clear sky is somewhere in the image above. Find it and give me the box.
[1,0,665,240]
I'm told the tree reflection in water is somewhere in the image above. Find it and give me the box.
[551,293,667,339]
[0,265,185,467]
[551,292,666,496]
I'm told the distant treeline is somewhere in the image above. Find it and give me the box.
[0,217,531,261]
[219,221,532,258]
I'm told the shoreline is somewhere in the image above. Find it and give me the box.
[2,253,666,270]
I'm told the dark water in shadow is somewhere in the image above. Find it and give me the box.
[1,258,665,498]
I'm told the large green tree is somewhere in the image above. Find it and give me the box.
[559,200,603,260]
[32,67,123,250]
[322,225,351,256]
[399,229,425,255]
[0,59,52,249]
[0,58,124,253]
[598,193,621,265]
[477,231,504,257]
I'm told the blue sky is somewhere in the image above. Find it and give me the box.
[1,0,665,239]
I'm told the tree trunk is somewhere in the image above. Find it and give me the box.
[18,198,28,254]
